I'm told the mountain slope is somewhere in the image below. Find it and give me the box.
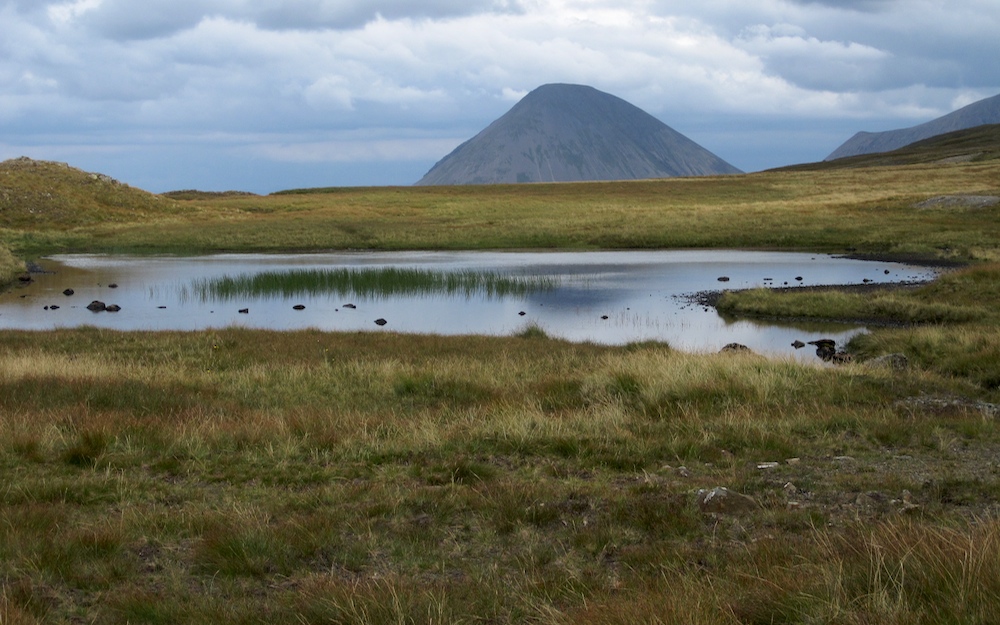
[778,124,1000,172]
[826,93,1000,161]
[416,84,741,186]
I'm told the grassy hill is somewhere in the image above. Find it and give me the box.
[778,123,1000,171]
[0,156,185,230]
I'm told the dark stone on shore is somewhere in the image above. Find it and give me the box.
[601,315,609,320]
[108,283,118,288]
[806,339,854,364]
[239,308,249,314]
[343,303,356,309]
[717,276,730,282]
[17,273,32,283]
[374,318,388,326]
[808,338,837,361]
[63,289,74,296]
[293,304,306,310]
[87,300,106,312]
[158,306,167,309]
[792,340,805,349]
[105,304,121,312]
[795,276,803,281]
[49,305,59,310]
[808,339,836,349]
[720,343,752,354]
[519,311,526,316]
[884,270,891,275]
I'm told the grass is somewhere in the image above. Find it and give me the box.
[0,243,24,286]
[1,322,999,622]
[716,265,1000,325]
[3,153,1000,621]
[3,157,1000,262]
[185,267,558,302]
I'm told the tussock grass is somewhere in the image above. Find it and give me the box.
[2,325,999,622]
[0,243,24,287]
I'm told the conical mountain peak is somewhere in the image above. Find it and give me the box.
[417,84,741,185]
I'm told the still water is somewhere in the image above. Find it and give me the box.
[1,251,936,360]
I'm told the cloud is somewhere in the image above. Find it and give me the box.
[42,0,525,40]
[784,0,897,11]
[1,0,998,191]
[735,23,889,91]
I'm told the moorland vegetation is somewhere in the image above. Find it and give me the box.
[2,130,1000,623]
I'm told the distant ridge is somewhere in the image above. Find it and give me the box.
[416,84,741,186]
[826,92,1000,161]
[776,124,1000,172]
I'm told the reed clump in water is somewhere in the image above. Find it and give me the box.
[186,267,559,302]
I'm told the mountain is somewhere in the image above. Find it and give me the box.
[416,84,741,186]
[777,124,1000,172]
[826,92,1000,161]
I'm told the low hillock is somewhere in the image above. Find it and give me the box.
[0,156,175,229]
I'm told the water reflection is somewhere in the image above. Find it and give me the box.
[0,250,937,360]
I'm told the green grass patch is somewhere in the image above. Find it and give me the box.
[718,264,1000,327]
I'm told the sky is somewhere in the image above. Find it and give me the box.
[1,0,998,194]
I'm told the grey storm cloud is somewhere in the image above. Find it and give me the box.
[65,0,525,40]
[785,0,897,9]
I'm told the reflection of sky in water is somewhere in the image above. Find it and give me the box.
[0,251,938,361]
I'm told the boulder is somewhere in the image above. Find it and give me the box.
[720,343,751,354]
[86,300,106,312]
[374,318,388,326]
[697,487,759,515]
[293,304,306,310]
[105,304,121,312]
[808,339,837,361]
[63,289,75,296]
